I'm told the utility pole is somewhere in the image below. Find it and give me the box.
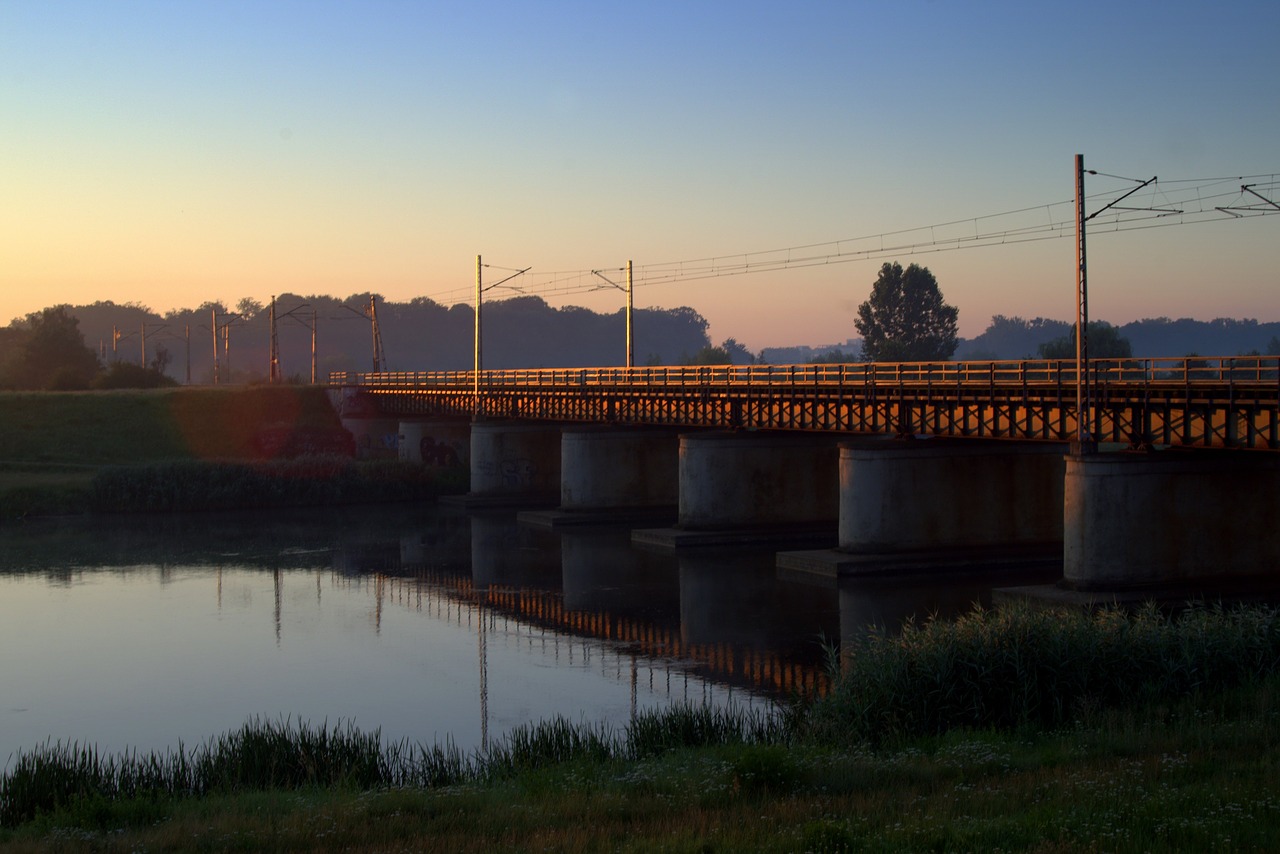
[474,255,482,418]
[1074,154,1092,454]
[269,296,280,383]
[211,309,219,385]
[591,260,635,368]
[472,256,531,418]
[369,295,385,372]
[1073,154,1157,453]
[626,260,634,369]
[311,308,317,384]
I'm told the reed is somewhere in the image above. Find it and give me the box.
[803,601,1280,744]
[0,705,775,827]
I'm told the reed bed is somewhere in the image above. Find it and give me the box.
[803,601,1280,743]
[0,706,776,827]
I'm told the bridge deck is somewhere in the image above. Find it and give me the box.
[332,357,1280,451]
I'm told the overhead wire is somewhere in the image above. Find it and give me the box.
[411,172,1279,307]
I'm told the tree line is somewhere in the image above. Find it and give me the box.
[0,295,721,390]
[5,265,1278,390]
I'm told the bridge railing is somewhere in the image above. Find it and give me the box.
[330,356,1279,390]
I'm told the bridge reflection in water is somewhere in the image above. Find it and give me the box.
[332,514,841,727]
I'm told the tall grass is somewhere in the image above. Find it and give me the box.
[0,706,776,827]
[803,601,1280,744]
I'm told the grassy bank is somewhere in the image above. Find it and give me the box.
[0,388,464,516]
[4,603,1279,850]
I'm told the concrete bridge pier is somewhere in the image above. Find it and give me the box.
[398,419,470,467]
[442,420,563,509]
[633,431,841,550]
[520,427,681,527]
[779,438,1067,578]
[337,389,400,460]
[1062,451,1280,591]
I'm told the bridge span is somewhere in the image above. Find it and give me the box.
[333,356,1280,597]
[332,356,1280,451]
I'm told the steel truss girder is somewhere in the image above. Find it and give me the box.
[363,380,1279,451]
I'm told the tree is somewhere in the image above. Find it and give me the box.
[236,297,264,319]
[854,262,958,362]
[1037,322,1132,360]
[0,307,100,389]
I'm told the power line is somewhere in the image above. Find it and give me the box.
[414,173,1279,307]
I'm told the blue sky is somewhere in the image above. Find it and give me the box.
[2,1,1277,349]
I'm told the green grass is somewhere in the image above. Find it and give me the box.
[5,604,1280,850]
[0,388,465,516]
[0,387,348,466]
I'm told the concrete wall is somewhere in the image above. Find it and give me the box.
[1064,451,1280,589]
[839,439,1066,553]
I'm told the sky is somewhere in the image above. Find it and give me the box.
[2,0,1278,351]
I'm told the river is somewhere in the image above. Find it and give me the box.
[0,504,1049,764]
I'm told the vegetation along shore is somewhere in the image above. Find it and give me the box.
[2,602,1279,850]
[0,387,465,518]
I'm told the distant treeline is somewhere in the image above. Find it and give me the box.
[9,297,1280,386]
[61,294,716,383]
[954,315,1280,361]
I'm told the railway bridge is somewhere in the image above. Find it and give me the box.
[333,356,1280,594]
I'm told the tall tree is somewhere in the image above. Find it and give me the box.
[0,306,101,389]
[854,262,958,362]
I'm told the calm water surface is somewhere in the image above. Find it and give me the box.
[0,504,1046,764]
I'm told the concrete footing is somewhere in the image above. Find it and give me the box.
[1063,450,1280,590]
[634,431,840,550]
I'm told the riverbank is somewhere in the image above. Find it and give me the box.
[0,388,465,517]
[4,603,1279,850]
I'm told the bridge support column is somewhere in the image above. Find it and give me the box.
[465,421,562,506]
[1064,451,1280,590]
[680,432,839,528]
[633,432,839,549]
[778,439,1066,578]
[398,419,470,467]
[521,428,680,527]
[562,427,680,510]
[840,439,1066,553]
[336,388,399,459]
